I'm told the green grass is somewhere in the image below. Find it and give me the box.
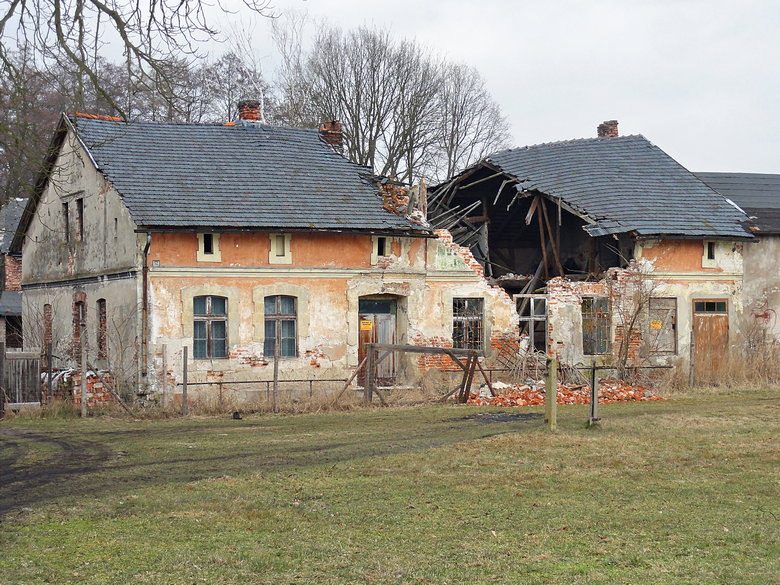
[1,390,779,584]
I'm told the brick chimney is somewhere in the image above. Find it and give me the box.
[319,120,343,153]
[597,120,619,137]
[237,100,261,122]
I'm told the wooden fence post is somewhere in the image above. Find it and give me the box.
[181,346,189,416]
[365,344,375,404]
[589,364,600,426]
[545,356,558,431]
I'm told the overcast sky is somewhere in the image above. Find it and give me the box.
[234,0,779,173]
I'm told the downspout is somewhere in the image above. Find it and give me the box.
[141,232,152,392]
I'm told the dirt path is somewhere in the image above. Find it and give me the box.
[0,427,113,516]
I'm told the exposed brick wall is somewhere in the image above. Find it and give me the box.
[69,371,115,407]
[3,254,22,291]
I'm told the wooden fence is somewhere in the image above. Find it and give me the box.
[0,345,42,416]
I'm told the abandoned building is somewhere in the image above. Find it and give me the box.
[428,120,756,374]
[695,172,780,343]
[0,197,25,349]
[13,105,518,404]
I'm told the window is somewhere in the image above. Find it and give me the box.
[268,233,292,264]
[76,198,84,240]
[694,300,727,313]
[702,240,718,267]
[63,202,70,242]
[582,296,611,355]
[193,295,228,358]
[648,297,677,354]
[73,300,86,363]
[197,233,221,262]
[707,241,716,260]
[96,298,108,361]
[371,236,391,264]
[516,294,547,352]
[453,298,484,350]
[264,295,297,357]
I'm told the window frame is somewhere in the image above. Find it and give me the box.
[196,233,221,262]
[193,295,228,359]
[268,233,292,264]
[452,297,485,350]
[515,294,547,353]
[264,295,298,358]
[582,296,611,355]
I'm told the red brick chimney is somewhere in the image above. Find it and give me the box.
[237,100,261,122]
[319,120,343,153]
[597,120,619,137]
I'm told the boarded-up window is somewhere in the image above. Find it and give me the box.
[582,296,610,355]
[264,295,297,357]
[648,297,677,354]
[516,294,547,352]
[453,298,484,350]
[193,295,228,359]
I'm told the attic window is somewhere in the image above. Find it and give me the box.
[269,233,292,264]
[707,241,716,260]
[197,233,221,262]
[371,236,391,265]
[702,240,718,267]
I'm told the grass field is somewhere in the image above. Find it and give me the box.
[1,390,779,585]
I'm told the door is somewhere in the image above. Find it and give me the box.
[358,298,397,387]
[692,299,728,381]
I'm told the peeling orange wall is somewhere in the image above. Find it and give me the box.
[640,239,720,272]
[149,232,418,268]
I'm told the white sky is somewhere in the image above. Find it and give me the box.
[225,0,780,173]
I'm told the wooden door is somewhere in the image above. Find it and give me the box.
[358,299,397,386]
[692,299,729,381]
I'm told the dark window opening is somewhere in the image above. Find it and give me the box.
[694,300,727,313]
[517,295,547,352]
[648,297,677,354]
[706,241,716,260]
[453,298,484,350]
[582,296,611,355]
[264,295,297,357]
[63,202,70,242]
[193,295,227,358]
[76,198,84,240]
[97,298,108,361]
[203,233,214,255]
[377,237,387,257]
[6,316,22,348]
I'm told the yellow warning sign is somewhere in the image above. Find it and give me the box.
[650,319,663,330]
[360,320,373,331]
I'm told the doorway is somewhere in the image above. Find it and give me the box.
[692,299,728,380]
[358,297,397,386]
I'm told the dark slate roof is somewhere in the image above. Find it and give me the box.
[67,115,427,234]
[486,135,751,239]
[0,198,27,254]
[694,172,780,234]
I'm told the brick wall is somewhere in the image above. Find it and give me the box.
[4,254,21,291]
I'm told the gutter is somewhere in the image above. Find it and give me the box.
[141,232,152,389]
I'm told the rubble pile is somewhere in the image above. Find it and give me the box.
[467,378,664,407]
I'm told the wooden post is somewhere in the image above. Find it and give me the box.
[272,328,280,413]
[545,356,558,431]
[0,342,5,419]
[161,344,168,407]
[47,342,53,403]
[365,343,375,404]
[181,346,188,416]
[80,336,87,417]
[589,364,600,426]
[688,336,696,387]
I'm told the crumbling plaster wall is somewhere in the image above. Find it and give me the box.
[547,238,746,367]
[146,229,518,398]
[741,236,780,341]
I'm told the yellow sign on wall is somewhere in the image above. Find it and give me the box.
[360,320,373,331]
[650,319,663,330]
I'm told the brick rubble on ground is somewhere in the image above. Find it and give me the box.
[467,378,664,407]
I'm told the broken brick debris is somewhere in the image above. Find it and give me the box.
[467,377,664,407]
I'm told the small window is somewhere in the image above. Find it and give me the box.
[377,237,387,257]
[648,297,677,354]
[264,295,297,357]
[516,294,547,352]
[197,233,221,262]
[371,236,391,264]
[694,300,727,313]
[97,298,108,361]
[453,298,484,350]
[193,295,228,358]
[706,241,716,260]
[76,198,84,240]
[268,234,292,264]
[114,218,118,240]
[63,202,70,242]
[582,296,611,355]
